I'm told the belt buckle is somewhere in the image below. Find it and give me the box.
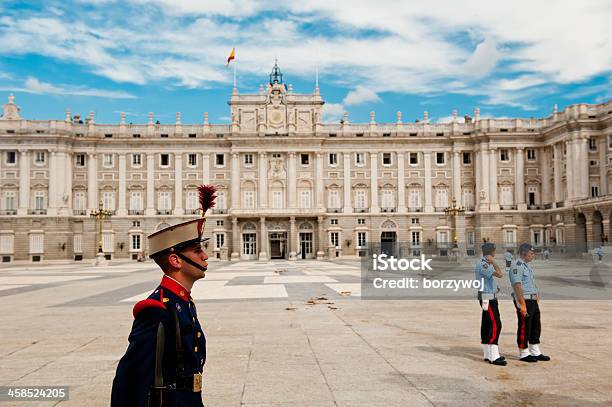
[193,373,202,392]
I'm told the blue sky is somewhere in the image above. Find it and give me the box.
[0,0,610,124]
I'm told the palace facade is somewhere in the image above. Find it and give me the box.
[1,65,611,262]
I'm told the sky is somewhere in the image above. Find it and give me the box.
[0,0,610,125]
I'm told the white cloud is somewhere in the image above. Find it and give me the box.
[0,0,610,110]
[322,102,344,122]
[0,77,136,99]
[343,86,381,106]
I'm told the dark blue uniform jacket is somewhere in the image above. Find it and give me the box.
[111,275,206,406]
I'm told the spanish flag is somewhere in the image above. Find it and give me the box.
[226,48,235,66]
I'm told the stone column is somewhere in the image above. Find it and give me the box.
[146,153,155,215]
[565,140,574,201]
[174,153,184,215]
[474,149,481,208]
[258,216,268,261]
[117,153,127,216]
[87,153,98,212]
[397,152,407,213]
[553,143,562,205]
[540,147,551,205]
[47,150,59,216]
[18,150,30,215]
[316,215,325,259]
[577,135,590,199]
[343,152,352,213]
[315,152,324,209]
[231,217,239,261]
[258,152,268,208]
[489,148,499,211]
[289,216,297,260]
[515,147,526,210]
[202,153,210,184]
[370,152,380,213]
[60,151,72,215]
[231,153,240,210]
[600,136,608,196]
[481,146,490,207]
[288,152,297,208]
[423,152,433,212]
[452,150,461,204]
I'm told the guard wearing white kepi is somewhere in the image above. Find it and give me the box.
[474,242,507,366]
[510,243,552,363]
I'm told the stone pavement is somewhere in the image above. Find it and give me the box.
[0,258,611,406]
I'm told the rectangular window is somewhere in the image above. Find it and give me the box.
[301,154,309,165]
[217,191,227,210]
[411,231,421,246]
[73,192,86,212]
[29,233,44,254]
[186,190,198,210]
[244,154,253,165]
[356,133,363,137]
[299,190,311,208]
[160,154,170,167]
[243,191,255,208]
[216,220,224,226]
[435,189,448,208]
[504,230,516,246]
[357,218,366,225]
[589,138,597,150]
[216,154,225,166]
[411,218,419,224]
[355,152,365,165]
[216,233,225,249]
[132,154,141,166]
[272,153,281,158]
[329,153,338,165]
[3,191,15,211]
[103,191,115,211]
[272,191,283,208]
[592,185,599,197]
[73,234,82,254]
[462,189,474,209]
[158,191,171,210]
[103,154,113,167]
[527,149,536,160]
[382,153,392,165]
[131,234,142,250]
[330,232,339,247]
[467,231,475,246]
[357,232,367,248]
[188,154,197,166]
[462,152,471,164]
[381,190,394,208]
[35,192,45,210]
[436,152,445,164]
[328,190,340,209]
[129,192,143,211]
[6,151,16,164]
[35,151,45,164]
[355,190,367,209]
[500,149,509,161]
[75,153,86,167]
[330,218,338,225]
[409,190,421,208]
[409,153,418,165]
[0,234,15,254]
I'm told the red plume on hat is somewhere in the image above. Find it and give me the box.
[198,184,217,217]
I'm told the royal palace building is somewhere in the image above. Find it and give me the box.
[1,65,611,262]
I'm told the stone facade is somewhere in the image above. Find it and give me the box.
[1,66,611,262]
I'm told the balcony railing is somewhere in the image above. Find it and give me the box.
[355,208,369,213]
[73,210,87,216]
[212,209,227,214]
[527,205,543,210]
[434,206,446,212]
[0,209,17,215]
[380,207,396,213]
[28,209,47,215]
[327,208,342,213]
[500,205,517,210]
[185,209,200,215]
[128,210,144,215]
[408,206,423,212]
[157,209,173,215]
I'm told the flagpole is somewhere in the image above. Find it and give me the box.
[232,59,237,94]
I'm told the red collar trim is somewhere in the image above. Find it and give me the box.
[160,275,191,302]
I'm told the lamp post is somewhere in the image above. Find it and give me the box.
[90,200,113,263]
[444,198,465,251]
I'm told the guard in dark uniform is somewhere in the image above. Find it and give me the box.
[111,185,217,406]
[510,243,551,362]
[474,242,506,365]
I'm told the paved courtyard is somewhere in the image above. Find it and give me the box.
[0,258,611,406]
